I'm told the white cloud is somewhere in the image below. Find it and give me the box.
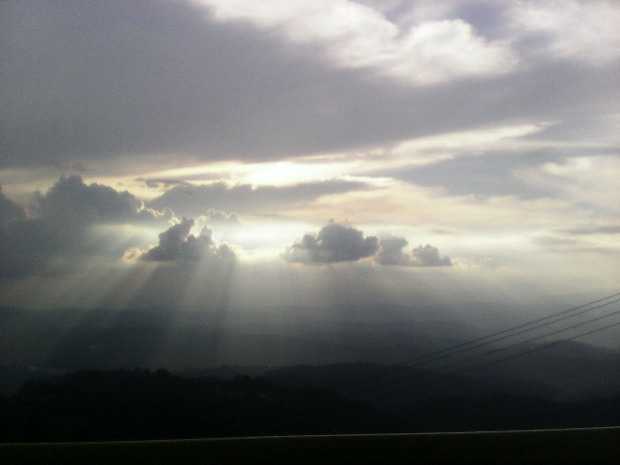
[511,0,620,64]
[389,19,516,84]
[391,122,549,158]
[518,156,620,212]
[198,0,517,84]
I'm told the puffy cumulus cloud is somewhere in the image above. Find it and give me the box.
[34,175,171,226]
[141,218,235,263]
[375,235,411,266]
[283,222,378,264]
[375,236,452,267]
[149,180,371,217]
[283,225,453,267]
[411,244,452,267]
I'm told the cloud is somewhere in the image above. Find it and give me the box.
[377,149,559,199]
[510,0,620,65]
[138,178,193,189]
[198,209,239,225]
[149,180,371,217]
[0,176,172,278]
[33,175,171,226]
[375,236,452,267]
[2,0,617,173]
[534,235,620,256]
[411,244,452,267]
[283,222,378,264]
[0,188,25,226]
[373,133,620,200]
[140,218,235,263]
[518,156,620,213]
[201,0,517,84]
[562,225,620,236]
[375,235,411,265]
[0,215,82,279]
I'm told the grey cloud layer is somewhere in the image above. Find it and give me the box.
[34,175,171,225]
[376,146,620,199]
[148,180,370,217]
[378,150,561,198]
[562,225,620,236]
[2,0,618,171]
[0,189,25,225]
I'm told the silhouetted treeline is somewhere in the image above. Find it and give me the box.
[0,370,385,442]
[2,367,620,442]
[262,364,620,432]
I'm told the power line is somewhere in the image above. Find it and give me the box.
[484,306,620,357]
[440,302,620,372]
[408,291,620,368]
[468,318,620,372]
[414,296,620,368]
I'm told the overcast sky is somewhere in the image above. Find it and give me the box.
[1,0,618,317]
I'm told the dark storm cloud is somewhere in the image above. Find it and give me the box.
[284,222,379,264]
[0,188,25,225]
[141,217,235,263]
[148,180,371,217]
[0,218,69,278]
[1,0,618,171]
[34,175,171,225]
[0,190,43,278]
[0,176,171,278]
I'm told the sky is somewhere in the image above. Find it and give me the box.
[1,0,619,331]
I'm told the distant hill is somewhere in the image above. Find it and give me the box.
[3,368,620,442]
